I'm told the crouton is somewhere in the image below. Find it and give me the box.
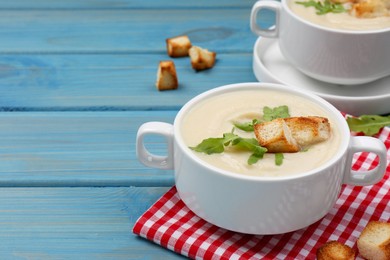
[254,118,300,153]
[316,241,355,260]
[188,46,216,71]
[350,0,390,18]
[284,116,331,147]
[357,221,390,260]
[254,116,331,153]
[155,61,178,91]
[166,35,192,57]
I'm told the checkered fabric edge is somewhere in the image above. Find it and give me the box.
[133,126,390,260]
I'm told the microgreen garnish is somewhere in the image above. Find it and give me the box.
[190,133,238,155]
[295,0,347,15]
[233,106,289,133]
[275,153,284,166]
[190,105,291,165]
[347,115,390,136]
[233,137,268,165]
[263,106,290,122]
[233,119,260,132]
[190,133,267,165]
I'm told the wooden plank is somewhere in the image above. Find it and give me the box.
[0,186,184,259]
[0,9,273,53]
[0,53,257,110]
[0,111,177,187]
[0,0,257,9]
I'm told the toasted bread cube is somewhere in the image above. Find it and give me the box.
[357,221,390,260]
[284,116,330,147]
[254,116,331,153]
[156,61,178,91]
[316,241,355,260]
[166,35,192,57]
[188,46,216,71]
[350,0,389,18]
[254,118,300,153]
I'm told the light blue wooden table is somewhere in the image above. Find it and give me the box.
[0,0,277,258]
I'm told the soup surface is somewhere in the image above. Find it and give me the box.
[181,90,342,177]
[288,0,390,30]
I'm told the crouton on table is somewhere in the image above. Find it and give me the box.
[316,241,355,260]
[166,35,192,57]
[188,46,216,71]
[156,60,178,91]
[357,221,390,260]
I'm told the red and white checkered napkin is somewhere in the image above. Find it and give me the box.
[133,127,390,260]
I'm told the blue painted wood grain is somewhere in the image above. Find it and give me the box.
[0,1,274,110]
[0,186,184,259]
[0,0,257,9]
[0,111,178,187]
[0,9,273,53]
[0,53,257,110]
[0,0,274,258]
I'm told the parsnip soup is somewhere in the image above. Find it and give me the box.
[181,90,341,177]
[289,0,390,31]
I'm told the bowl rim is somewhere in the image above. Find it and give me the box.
[174,82,350,182]
[281,0,390,34]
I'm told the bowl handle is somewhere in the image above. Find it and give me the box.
[136,122,174,169]
[250,0,281,38]
[343,136,387,186]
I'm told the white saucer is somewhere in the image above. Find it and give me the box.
[253,37,390,115]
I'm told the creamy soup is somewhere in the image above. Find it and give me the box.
[289,0,390,30]
[181,90,342,177]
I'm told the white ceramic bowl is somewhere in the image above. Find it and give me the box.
[136,83,387,234]
[250,0,390,85]
[252,37,390,115]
